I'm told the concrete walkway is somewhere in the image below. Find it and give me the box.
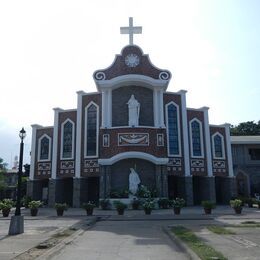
[0,206,259,259]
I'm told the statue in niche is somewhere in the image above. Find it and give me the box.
[129,168,141,195]
[127,95,140,127]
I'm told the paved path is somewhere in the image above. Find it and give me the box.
[0,206,260,259]
[51,220,189,260]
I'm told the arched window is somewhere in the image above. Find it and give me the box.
[38,135,51,161]
[166,102,181,156]
[190,119,204,157]
[61,119,75,159]
[85,103,99,157]
[212,133,225,159]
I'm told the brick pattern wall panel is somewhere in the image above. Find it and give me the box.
[57,110,77,178]
[99,128,167,159]
[210,126,228,177]
[34,128,53,179]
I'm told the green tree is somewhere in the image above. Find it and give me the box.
[230,121,260,136]
[0,158,7,190]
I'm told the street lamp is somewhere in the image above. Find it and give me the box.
[9,127,26,235]
[15,128,26,216]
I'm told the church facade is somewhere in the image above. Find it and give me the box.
[27,18,237,206]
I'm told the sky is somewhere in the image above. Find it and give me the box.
[0,0,259,168]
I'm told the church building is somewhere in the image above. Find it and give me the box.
[27,18,237,206]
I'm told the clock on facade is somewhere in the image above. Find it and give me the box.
[125,53,140,67]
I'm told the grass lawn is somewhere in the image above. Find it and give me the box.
[171,226,227,260]
[207,225,236,235]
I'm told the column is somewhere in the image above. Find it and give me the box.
[161,165,168,197]
[158,90,165,127]
[202,107,213,177]
[155,165,162,197]
[107,89,112,127]
[73,177,81,207]
[75,91,84,178]
[48,179,56,207]
[101,90,106,127]
[99,166,106,199]
[153,89,159,127]
[178,90,191,177]
[51,108,62,179]
[29,124,41,181]
[224,123,234,177]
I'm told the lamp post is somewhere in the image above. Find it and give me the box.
[9,128,26,235]
[15,128,26,216]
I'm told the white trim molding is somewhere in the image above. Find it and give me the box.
[51,107,62,179]
[179,90,191,176]
[38,134,52,162]
[165,101,182,157]
[224,123,234,177]
[212,132,225,160]
[29,124,42,180]
[84,101,99,158]
[95,74,170,92]
[75,91,84,178]
[60,118,75,160]
[98,152,169,165]
[202,107,213,177]
[189,118,204,158]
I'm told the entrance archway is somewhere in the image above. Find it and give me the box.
[236,171,250,197]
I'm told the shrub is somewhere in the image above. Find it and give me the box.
[136,185,151,198]
[22,195,32,208]
[0,199,14,210]
[54,203,68,210]
[158,198,170,209]
[28,200,42,209]
[201,200,216,209]
[171,198,186,208]
[100,199,111,210]
[142,199,155,210]
[113,200,127,210]
[82,201,96,210]
[230,199,243,208]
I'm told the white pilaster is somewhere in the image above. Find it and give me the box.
[179,90,191,176]
[224,123,234,177]
[101,91,106,127]
[75,91,84,178]
[153,89,159,127]
[108,89,112,127]
[51,107,62,179]
[158,89,165,127]
[202,107,213,177]
[29,124,42,180]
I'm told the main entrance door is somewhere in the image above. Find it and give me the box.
[87,177,99,204]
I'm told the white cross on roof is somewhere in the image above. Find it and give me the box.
[120,17,142,45]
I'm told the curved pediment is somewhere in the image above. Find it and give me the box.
[93,45,171,91]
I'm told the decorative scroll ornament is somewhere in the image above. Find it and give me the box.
[94,71,106,80]
[159,71,170,80]
[118,133,149,146]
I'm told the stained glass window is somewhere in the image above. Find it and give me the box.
[214,134,223,158]
[62,121,73,158]
[191,120,202,157]
[167,104,179,155]
[86,104,97,156]
[40,136,50,160]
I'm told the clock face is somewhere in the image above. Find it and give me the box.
[125,53,140,67]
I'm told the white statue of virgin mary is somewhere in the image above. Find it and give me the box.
[129,168,141,195]
[127,95,140,127]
